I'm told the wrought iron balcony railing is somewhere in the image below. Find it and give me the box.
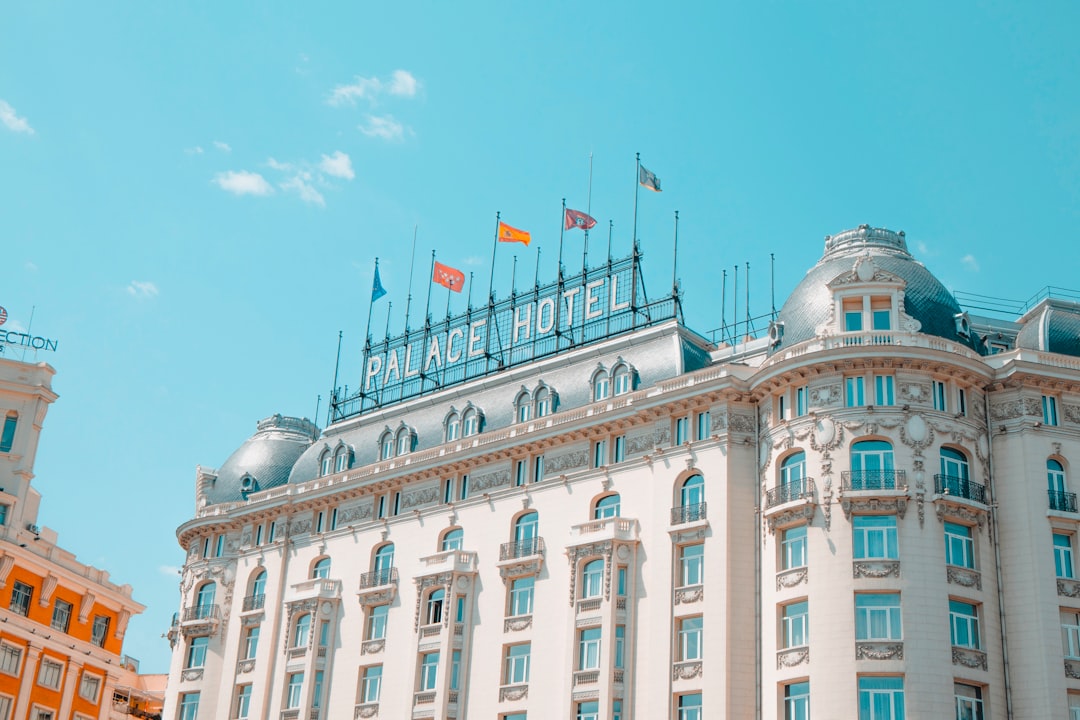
[242,593,265,611]
[670,502,707,524]
[500,537,546,561]
[359,567,398,589]
[181,604,220,622]
[842,469,906,491]
[934,475,986,504]
[765,479,816,509]
[1050,489,1079,513]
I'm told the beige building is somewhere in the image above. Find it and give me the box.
[165,225,1080,719]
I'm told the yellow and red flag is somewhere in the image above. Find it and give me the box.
[433,260,465,292]
[497,221,531,246]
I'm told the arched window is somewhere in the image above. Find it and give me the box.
[534,386,551,418]
[334,446,351,473]
[425,588,445,625]
[514,512,539,555]
[379,431,394,461]
[462,407,480,437]
[515,391,532,423]
[594,494,621,519]
[195,582,216,613]
[680,474,705,509]
[396,428,413,456]
[850,440,895,490]
[592,369,610,402]
[293,613,312,647]
[780,452,806,489]
[612,364,632,396]
[1049,459,1067,494]
[312,557,331,580]
[441,528,464,552]
[445,411,460,442]
[250,570,266,599]
[373,543,395,583]
[581,559,604,598]
[319,449,332,477]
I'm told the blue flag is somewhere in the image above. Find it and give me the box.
[371,265,387,302]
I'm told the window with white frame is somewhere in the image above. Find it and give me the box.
[293,613,312,648]
[1044,395,1060,426]
[855,593,902,641]
[515,391,532,423]
[319,452,331,477]
[425,589,445,625]
[51,599,72,633]
[312,557,331,580]
[335,449,349,473]
[32,708,54,720]
[874,375,894,406]
[441,528,464,552]
[0,414,15,454]
[592,441,607,469]
[360,665,382,703]
[380,431,394,460]
[778,394,788,422]
[1057,533,1076,579]
[850,440,895,487]
[243,625,260,659]
[955,683,984,720]
[933,381,948,412]
[785,681,809,720]
[614,625,625,668]
[846,376,865,407]
[577,701,599,720]
[675,416,689,444]
[90,615,110,647]
[178,693,200,720]
[781,525,807,570]
[594,494,620,519]
[612,364,632,395]
[854,515,899,560]
[419,652,439,690]
[782,600,808,648]
[234,684,252,719]
[1064,610,1080,659]
[581,559,603,599]
[185,636,209,669]
[78,672,101,703]
[533,455,545,483]
[677,692,703,720]
[696,410,711,440]
[593,370,610,402]
[366,604,389,641]
[509,576,534,617]
[462,407,481,436]
[396,427,413,456]
[678,616,702,660]
[858,676,904,720]
[957,388,967,417]
[504,643,530,684]
[949,600,980,649]
[445,411,460,442]
[945,522,975,570]
[10,581,32,616]
[36,659,62,689]
[795,386,808,417]
[679,543,704,586]
[286,672,303,708]
[534,386,552,418]
[0,697,12,720]
[578,627,601,670]
[0,644,19,676]
[613,435,625,462]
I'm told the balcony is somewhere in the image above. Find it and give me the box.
[179,604,220,637]
[670,502,707,525]
[416,550,478,576]
[242,593,266,612]
[573,669,599,686]
[841,470,908,519]
[569,517,639,544]
[357,568,398,606]
[497,538,545,579]
[934,475,986,504]
[764,479,817,533]
[766,479,816,509]
[842,469,906,491]
[290,578,343,602]
[1050,490,1079,513]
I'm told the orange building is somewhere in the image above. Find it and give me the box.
[0,357,160,720]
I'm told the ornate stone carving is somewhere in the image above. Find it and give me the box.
[181,668,204,682]
[339,502,373,525]
[776,568,808,590]
[499,684,529,702]
[729,412,756,434]
[626,431,655,456]
[289,518,312,535]
[39,574,58,607]
[499,560,544,580]
[673,661,703,679]
[766,503,815,534]
[566,541,614,605]
[899,414,934,450]
[355,703,379,719]
[952,647,988,670]
[933,500,986,528]
[853,561,900,579]
[504,615,533,632]
[1059,579,1080,598]
[655,424,672,446]
[856,642,904,660]
[402,485,440,510]
[709,410,725,432]
[361,639,385,655]
[990,398,1041,420]
[470,469,510,493]
[674,586,703,605]
[1066,659,1080,679]
[240,530,253,548]
[237,658,255,674]
[948,567,982,591]
[841,496,908,520]
[547,449,589,474]
[898,382,929,404]
[776,648,809,668]
[809,384,842,409]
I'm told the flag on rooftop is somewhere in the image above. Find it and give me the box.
[639,164,661,192]
[371,264,387,302]
[497,221,531,246]
[564,208,597,231]
[432,260,465,292]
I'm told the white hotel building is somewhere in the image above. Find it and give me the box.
[166,225,1080,719]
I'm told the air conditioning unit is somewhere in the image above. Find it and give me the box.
[26,524,39,535]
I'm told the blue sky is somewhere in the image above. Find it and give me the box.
[2,2,1078,672]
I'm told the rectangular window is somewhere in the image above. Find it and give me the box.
[578,627,601,670]
[450,650,461,690]
[781,525,808,570]
[679,543,704,586]
[533,456,544,483]
[1044,395,1059,426]
[286,672,304,708]
[360,665,382,703]
[577,701,599,720]
[1057,533,1076,579]
[1064,610,1080,659]
[33,709,53,720]
[785,681,809,720]
[330,507,338,531]
[78,673,101,703]
[613,700,623,720]
[0,695,10,720]
[316,511,324,534]
[255,524,263,546]
[367,605,389,640]
[678,616,702,660]
[874,375,895,406]
[853,515,899,560]
[617,567,627,597]
[934,381,948,412]
[614,625,626,668]
[0,505,6,527]
[51,599,72,633]
[0,644,21,675]
[91,615,110,647]
[675,417,689,444]
[336,453,348,472]
[845,310,864,332]
[954,683,983,720]
[957,388,967,417]
[37,659,62,689]
[243,625,260,659]
[778,395,788,422]
[312,670,323,709]
[516,459,528,486]
[509,577,534,617]
[186,636,209,669]
[872,309,891,331]
[855,593,902,641]
[267,521,276,543]
[10,581,32,616]
[950,600,980,650]
[419,652,439,690]
[235,684,252,719]
[377,496,386,519]
[846,376,865,407]
[613,436,625,462]
[215,535,225,557]
[504,643,531,684]
[859,676,905,719]
[443,478,454,504]
[0,416,16,453]
[592,441,607,469]
[696,411,711,440]
[782,601,809,648]
[202,537,210,558]
[178,693,200,720]
[796,387,807,417]
[393,492,401,516]
[678,692,703,720]
[946,522,976,570]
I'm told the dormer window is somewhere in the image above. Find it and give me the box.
[613,364,632,395]
[396,428,413,456]
[447,413,460,441]
[515,390,533,423]
[592,368,611,402]
[379,425,416,459]
[380,433,394,460]
[320,453,332,477]
[535,387,552,418]
[462,406,481,436]
[335,448,350,473]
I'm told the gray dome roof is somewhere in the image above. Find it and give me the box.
[773,225,983,354]
[206,414,316,504]
[1015,300,1080,357]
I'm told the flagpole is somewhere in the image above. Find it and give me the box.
[631,153,640,320]
[485,212,501,368]
[584,151,593,274]
[363,258,379,346]
[533,247,541,291]
[558,198,566,282]
[511,255,518,298]
[330,330,342,424]
[404,225,418,334]
[733,264,739,345]
[632,152,640,251]
[771,252,777,320]
[424,250,436,327]
[672,210,679,297]
[607,220,613,267]
[721,269,728,345]
[466,272,475,313]
[745,260,752,339]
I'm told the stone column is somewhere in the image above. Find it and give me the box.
[98,671,121,720]
[57,657,83,720]
[13,644,41,719]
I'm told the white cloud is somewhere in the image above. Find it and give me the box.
[329,75,383,106]
[281,172,326,207]
[961,254,980,272]
[0,100,34,134]
[319,150,355,180]
[24,261,37,272]
[266,157,293,172]
[184,145,204,155]
[388,69,418,97]
[359,114,405,142]
[127,280,159,299]
[214,170,273,196]
[463,256,485,266]
[213,140,231,153]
